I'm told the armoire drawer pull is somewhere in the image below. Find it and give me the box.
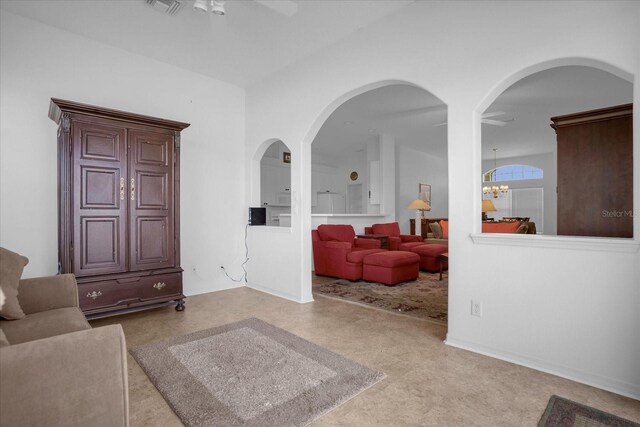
[87,291,102,300]
[153,282,166,290]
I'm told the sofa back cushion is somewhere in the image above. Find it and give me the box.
[0,248,29,320]
[440,220,449,239]
[429,222,443,239]
[371,222,401,237]
[317,224,356,243]
[482,221,522,233]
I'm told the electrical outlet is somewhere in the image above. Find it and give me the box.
[471,300,482,317]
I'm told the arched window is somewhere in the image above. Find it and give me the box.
[483,165,543,182]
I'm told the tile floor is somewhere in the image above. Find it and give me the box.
[91,286,640,426]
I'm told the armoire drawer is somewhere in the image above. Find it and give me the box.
[78,273,182,311]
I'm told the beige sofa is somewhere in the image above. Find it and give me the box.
[0,273,129,426]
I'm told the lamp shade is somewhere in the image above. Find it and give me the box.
[482,199,497,212]
[407,199,431,211]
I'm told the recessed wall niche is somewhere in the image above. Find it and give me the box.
[260,140,291,226]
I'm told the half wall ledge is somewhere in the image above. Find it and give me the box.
[469,233,640,253]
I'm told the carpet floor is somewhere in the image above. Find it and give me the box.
[539,395,640,427]
[312,272,447,324]
[130,317,385,426]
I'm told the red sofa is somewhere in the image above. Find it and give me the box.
[364,222,423,250]
[312,224,385,280]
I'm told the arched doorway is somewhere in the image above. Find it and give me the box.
[303,81,450,325]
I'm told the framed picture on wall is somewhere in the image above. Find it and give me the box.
[283,152,291,163]
[419,183,431,204]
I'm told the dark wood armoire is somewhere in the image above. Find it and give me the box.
[551,104,633,238]
[49,99,190,318]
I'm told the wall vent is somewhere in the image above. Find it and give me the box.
[146,0,183,16]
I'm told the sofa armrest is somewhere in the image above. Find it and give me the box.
[0,325,129,427]
[18,274,79,314]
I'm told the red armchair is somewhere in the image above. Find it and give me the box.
[312,224,386,280]
[364,222,423,251]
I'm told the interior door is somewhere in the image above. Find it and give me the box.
[128,129,175,271]
[72,120,128,277]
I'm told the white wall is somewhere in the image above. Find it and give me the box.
[244,1,640,398]
[0,12,246,296]
[396,145,449,234]
[482,152,556,234]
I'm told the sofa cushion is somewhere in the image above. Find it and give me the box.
[317,224,356,243]
[0,247,29,320]
[440,220,449,239]
[0,307,91,345]
[371,222,401,238]
[482,221,521,233]
[429,222,443,239]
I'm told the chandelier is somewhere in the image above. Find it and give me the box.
[483,148,509,198]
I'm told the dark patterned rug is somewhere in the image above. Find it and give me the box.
[313,272,447,324]
[539,395,640,426]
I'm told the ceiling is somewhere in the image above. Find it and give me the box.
[312,66,632,161]
[312,84,447,158]
[2,2,632,162]
[0,0,413,87]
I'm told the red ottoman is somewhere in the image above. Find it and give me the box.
[411,244,448,273]
[362,251,420,285]
[398,241,425,251]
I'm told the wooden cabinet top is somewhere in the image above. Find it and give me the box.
[550,103,632,130]
[48,98,190,131]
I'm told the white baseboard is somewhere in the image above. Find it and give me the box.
[184,282,243,297]
[246,282,314,304]
[445,335,640,400]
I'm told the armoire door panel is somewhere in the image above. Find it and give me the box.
[73,121,127,277]
[135,217,171,266]
[78,216,125,274]
[80,126,123,162]
[134,134,169,166]
[81,166,122,209]
[129,129,175,271]
[136,171,168,209]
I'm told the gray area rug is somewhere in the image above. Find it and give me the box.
[131,318,385,426]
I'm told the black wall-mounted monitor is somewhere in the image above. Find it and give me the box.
[248,207,266,226]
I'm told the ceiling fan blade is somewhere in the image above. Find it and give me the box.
[481,111,506,119]
[253,0,298,17]
[481,118,509,127]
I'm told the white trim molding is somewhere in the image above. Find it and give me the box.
[445,335,640,400]
[246,282,314,304]
[470,233,640,253]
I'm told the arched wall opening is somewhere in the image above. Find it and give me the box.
[300,79,449,313]
[257,140,292,227]
[474,58,635,240]
[250,138,292,227]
